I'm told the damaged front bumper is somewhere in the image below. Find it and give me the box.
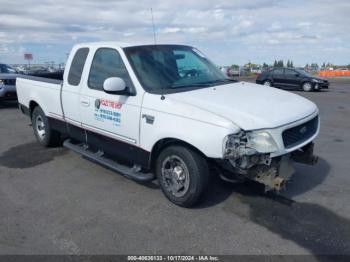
[217,142,318,191]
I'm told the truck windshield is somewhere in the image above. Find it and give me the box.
[124,45,231,93]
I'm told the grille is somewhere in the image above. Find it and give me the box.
[282,116,318,148]
[3,79,16,85]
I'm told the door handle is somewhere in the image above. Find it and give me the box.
[80,99,90,107]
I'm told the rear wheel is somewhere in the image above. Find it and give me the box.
[32,106,60,147]
[302,82,313,92]
[156,146,209,207]
[263,80,272,87]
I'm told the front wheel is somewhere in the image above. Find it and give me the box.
[263,80,272,87]
[156,146,209,207]
[302,82,313,92]
[32,106,60,147]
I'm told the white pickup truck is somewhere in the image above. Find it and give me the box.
[17,42,319,207]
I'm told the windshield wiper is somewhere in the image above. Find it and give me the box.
[170,79,237,89]
[170,83,213,88]
[205,79,237,85]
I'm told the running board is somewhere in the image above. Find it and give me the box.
[63,139,155,183]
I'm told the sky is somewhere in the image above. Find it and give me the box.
[0,0,350,66]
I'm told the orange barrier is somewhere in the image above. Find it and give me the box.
[319,70,350,77]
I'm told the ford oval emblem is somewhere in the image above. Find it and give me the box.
[300,126,307,134]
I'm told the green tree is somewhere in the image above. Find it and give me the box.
[277,60,284,67]
[273,60,277,68]
[290,60,294,68]
[311,63,319,70]
[262,62,269,68]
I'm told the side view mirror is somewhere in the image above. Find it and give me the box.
[103,77,126,93]
[295,73,300,77]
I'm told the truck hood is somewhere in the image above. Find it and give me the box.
[168,81,317,130]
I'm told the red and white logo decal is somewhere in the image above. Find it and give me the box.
[100,99,123,109]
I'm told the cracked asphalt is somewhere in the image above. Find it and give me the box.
[0,78,349,256]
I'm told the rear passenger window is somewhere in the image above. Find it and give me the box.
[273,69,284,75]
[88,48,134,91]
[68,48,89,86]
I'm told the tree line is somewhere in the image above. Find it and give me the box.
[271,60,294,68]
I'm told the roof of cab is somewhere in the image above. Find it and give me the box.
[73,41,188,49]
[73,41,133,48]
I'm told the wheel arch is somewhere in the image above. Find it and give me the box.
[149,138,207,171]
[264,78,274,85]
[29,100,40,117]
[301,79,312,86]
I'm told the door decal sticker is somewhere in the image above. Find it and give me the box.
[94,99,123,126]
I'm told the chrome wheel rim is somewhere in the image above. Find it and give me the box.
[303,82,312,91]
[161,155,190,197]
[264,81,271,86]
[35,115,46,140]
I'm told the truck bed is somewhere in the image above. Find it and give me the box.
[16,75,64,119]
[18,75,63,85]
[27,71,64,81]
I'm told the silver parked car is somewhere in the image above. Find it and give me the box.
[0,63,19,100]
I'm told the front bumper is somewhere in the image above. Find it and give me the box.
[314,82,329,89]
[291,142,318,165]
[0,85,17,100]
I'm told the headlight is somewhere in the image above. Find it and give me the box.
[0,79,4,85]
[223,131,278,158]
[247,131,278,153]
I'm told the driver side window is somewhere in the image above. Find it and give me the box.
[88,48,134,91]
[284,69,296,76]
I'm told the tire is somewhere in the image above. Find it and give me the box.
[31,106,60,147]
[263,80,272,87]
[156,145,209,207]
[313,84,320,91]
[302,82,313,92]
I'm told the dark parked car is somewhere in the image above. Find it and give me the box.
[0,63,19,100]
[256,68,329,92]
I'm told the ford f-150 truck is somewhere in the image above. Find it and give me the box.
[17,42,319,207]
